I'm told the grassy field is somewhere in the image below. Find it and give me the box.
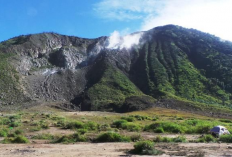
[1,107,232,155]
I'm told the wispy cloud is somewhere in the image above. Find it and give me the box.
[93,0,164,21]
[94,0,232,41]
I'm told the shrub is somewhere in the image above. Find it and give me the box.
[198,134,216,143]
[54,133,87,143]
[196,125,211,134]
[77,129,88,135]
[219,119,232,123]
[3,135,29,143]
[173,136,187,143]
[84,121,98,130]
[9,121,20,127]
[121,123,141,132]
[154,127,164,133]
[14,129,23,135]
[219,134,232,143]
[0,129,8,137]
[145,122,185,133]
[121,116,135,122]
[64,121,84,129]
[112,120,127,128]
[131,140,163,155]
[94,132,130,142]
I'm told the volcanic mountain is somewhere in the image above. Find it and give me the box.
[1,25,232,116]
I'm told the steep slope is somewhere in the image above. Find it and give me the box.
[1,25,232,114]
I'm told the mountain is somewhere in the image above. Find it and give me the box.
[1,25,232,116]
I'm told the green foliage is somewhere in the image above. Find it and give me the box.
[219,134,232,143]
[63,121,84,129]
[3,135,29,144]
[154,127,164,133]
[87,65,144,111]
[145,122,185,133]
[197,134,216,143]
[154,136,187,143]
[54,133,87,143]
[94,132,130,142]
[112,120,127,128]
[121,116,135,122]
[132,140,163,155]
[121,122,142,132]
[0,129,8,137]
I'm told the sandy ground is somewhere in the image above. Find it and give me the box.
[1,142,232,157]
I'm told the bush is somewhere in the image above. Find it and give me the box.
[3,135,29,143]
[94,132,130,142]
[9,121,20,127]
[145,122,185,133]
[173,136,187,143]
[77,129,88,135]
[219,134,232,143]
[0,129,8,137]
[54,133,87,143]
[64,121,84,129]
[154,127,164,133]
[112,120,127,128]
[219,119,232,123]
[84,121,98,130]
[14,129,23,135]
[131,140,163,155]
[121,116,135,122]
[121,123,141,132]
[198,134,216,143]
[196,125,211,134]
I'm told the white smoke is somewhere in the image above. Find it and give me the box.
[106,31,143,49]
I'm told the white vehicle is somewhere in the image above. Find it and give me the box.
[210,125,230,137]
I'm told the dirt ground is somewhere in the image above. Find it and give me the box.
[1,142,232,157]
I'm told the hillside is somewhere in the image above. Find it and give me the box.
[1,25,232,116]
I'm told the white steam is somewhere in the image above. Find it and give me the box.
[106,31,143,49]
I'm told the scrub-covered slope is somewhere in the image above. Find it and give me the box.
[0,25,232,114]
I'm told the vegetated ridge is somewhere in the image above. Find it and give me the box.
[1,25,232,116]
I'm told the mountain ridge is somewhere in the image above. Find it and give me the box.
[1,25,232,116]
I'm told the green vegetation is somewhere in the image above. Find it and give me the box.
[131,140,163,155]
[219,134,232,143]
[3,135,29,144]
[54,133,87,143]
[94,132,131,142]
[197,135,216,143]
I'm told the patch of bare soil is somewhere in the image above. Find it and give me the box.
[1,142,232,157]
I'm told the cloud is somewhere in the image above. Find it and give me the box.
[141,0,232,41]
[94,0,232,41]
[93,0,164,21]
[107,31,143,49]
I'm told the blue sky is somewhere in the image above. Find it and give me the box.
[1,0,232,42]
